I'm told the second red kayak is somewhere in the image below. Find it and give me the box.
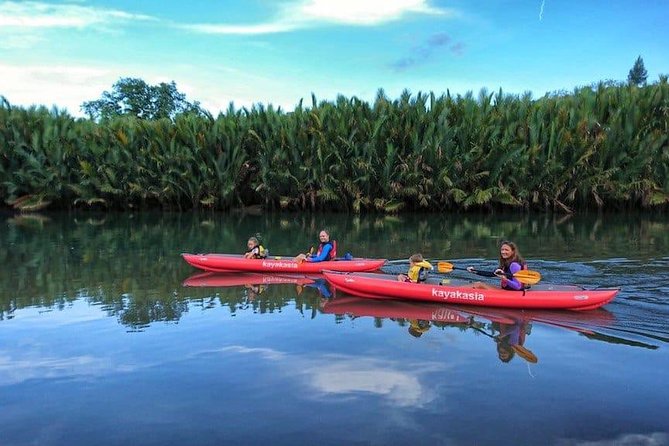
[323,271,618,311]
[182,253,386,273]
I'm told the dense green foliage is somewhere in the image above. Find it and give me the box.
[1,78,668,212]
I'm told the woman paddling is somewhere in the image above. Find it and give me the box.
[467,240,527,290]
[295,229,337,263]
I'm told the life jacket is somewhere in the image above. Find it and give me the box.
[408,319,431,337]
[407,260,433,283]
[246,244,267,259]
[316,240,337,260]
[501,261,527,290]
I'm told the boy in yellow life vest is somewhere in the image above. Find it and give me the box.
[244,237,267,259]
[397,253,433,283]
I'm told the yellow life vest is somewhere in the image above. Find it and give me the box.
[407,260,433,283]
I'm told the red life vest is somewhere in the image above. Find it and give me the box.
[316,240,337,260]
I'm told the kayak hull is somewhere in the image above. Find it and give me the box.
[182,253,386,273]
[182,272,319,287]
[323,271,618,310]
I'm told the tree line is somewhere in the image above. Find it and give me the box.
[0,57,667,213]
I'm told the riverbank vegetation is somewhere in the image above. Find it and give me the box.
[1,76,667,213]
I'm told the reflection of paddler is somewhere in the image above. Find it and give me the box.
[408,319,431,338]
[470,320,537,364]
[493,320,536,363]
[244,283,267,301]
[296,278,332,298]
[306,278,332,298]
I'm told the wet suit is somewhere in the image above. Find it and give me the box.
[501,262,524,291]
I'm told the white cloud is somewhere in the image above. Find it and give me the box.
[299,0,447,25]
[0,1,155,28]
[0,62,298,117]
[0,63,121,115]
[183,0,456,35]
[0,352,120,386]
[217,346,447,407]
[305,359,429,407]
[0,31,45,49]
[186,22,299,36]
[557,432,669,446]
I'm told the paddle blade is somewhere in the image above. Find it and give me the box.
[514,270,542,285]
[512,345,538,363]
[437,262,455,273]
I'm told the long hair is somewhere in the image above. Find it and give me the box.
[499,240,524,268]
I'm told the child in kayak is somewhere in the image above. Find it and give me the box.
[295,230,337,263]
[398,254,433,283]
[467,241,526,290]
[244,237,267,259]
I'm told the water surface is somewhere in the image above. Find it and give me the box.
[1,212,668,446]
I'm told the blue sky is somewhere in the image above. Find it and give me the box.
[1,0,668,116]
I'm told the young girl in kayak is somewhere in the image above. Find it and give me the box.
[398,254,433,283]
[294,230,337,263]
[467,241,526,290]
[244,237,267,259]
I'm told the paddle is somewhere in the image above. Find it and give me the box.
[469,325,538,363]
[293,246,314,263]
[436,262,542,285]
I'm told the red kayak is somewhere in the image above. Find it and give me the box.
[182,272,319,287]
[323,271,618,311]
[182,253,386,273]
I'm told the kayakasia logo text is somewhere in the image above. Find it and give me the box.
[261,261,298,269]
[431,308,467,321]
[432,288,485,301]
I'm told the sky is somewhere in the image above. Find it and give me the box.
[1,0,668,116]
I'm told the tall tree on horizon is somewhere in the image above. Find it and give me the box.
[81,77,203,121]
[627,56,648,86]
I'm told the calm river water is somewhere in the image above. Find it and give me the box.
[1,212,668,446]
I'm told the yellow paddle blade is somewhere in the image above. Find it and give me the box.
[514,270,542,285]
[437,262,454,273]
[512,345,538,363]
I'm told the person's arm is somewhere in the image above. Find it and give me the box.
[245,247,259,259]
[467,266,497,277]
[308,244,332,262]
[501,262,523,290]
